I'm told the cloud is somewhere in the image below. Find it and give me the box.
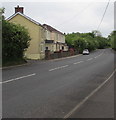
[2,1,114,37]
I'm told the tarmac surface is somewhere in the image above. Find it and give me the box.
[2,48,115,118]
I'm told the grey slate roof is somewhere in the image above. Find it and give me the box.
[43,24,64,35]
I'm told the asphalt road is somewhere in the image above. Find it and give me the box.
[2,48,115,118]
[69,74,114,118]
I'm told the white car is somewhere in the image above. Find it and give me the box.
[83,49,89,55]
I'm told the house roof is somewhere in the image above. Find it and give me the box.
[43,24,64,35]
[7,12,43,27]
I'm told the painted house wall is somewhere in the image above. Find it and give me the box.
[45,29,54,52]
[39,27,46,58]
[46,30,52,40]
[8,14,45,59]
[45,43,54,52]
[45,31,57,51]
[51,32,55,42]
[51,32,67,51]
[59,34,65,43]
[51,32,65,43]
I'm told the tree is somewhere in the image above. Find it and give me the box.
[108,31,116,50]
[92,30,102,37]
[0,7,5,20]
[95,36,108,49]
[74,38,87,53]
[0,7,5,13]
[2,20,31,65]
[65,31,109,53]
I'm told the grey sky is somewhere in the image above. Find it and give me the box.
[2,1,114,37]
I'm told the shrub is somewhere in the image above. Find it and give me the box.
[2,20,31,65]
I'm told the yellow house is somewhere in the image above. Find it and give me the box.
[7,6,45,60]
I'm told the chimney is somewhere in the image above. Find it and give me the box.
[15,5,24,14]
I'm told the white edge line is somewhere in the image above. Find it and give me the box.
[64,69,115,119]
[49,65,69,71]
[1,73,36,84]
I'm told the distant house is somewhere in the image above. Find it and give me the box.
[7,5,68,60]
[7,5,45,60]
[43,24,68,52]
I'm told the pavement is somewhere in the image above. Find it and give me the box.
[2,48,115,118]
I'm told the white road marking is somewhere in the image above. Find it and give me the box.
[94,52,103,59]
[0,73,36,84]
[64,69,115,119]
[49,65,69,72]
[87,58,93,61]
[94,56,99,58]
[73,61,84,65]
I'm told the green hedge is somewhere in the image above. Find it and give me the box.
[2,20,31,66]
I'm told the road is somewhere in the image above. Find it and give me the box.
[69,74,114,118]
[2,48,115,118]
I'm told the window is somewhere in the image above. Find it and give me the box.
[46,47,48,50]
[40,44,44,52]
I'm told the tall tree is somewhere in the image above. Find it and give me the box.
[108,31,116,50]
[92,30,102,37]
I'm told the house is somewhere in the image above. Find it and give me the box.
[7,5,45,60]
[7,5,68,60]
[43,24,68,52]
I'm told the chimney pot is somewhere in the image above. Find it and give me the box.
[15,5,24,14]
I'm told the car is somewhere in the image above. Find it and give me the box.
[83,49,89,55]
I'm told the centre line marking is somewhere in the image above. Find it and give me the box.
[94,52,103,59]
[49,65,69,71]
[73,61,84,65]
[1,73,36,84]
[94,56,99,58]
[64,69,115,119]
[87,58,93,61]
[94,54,101,58]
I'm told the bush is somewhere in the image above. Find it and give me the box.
[2,20,31,66]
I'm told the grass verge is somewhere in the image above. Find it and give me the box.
[2,58,27,67]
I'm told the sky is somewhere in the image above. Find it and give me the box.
[1,0,115,37]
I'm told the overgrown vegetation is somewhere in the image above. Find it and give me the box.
[2,20,31,66]
[65,30,110,53]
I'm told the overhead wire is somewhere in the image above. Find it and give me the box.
[97,0,110,30]
[53,1,110,34]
